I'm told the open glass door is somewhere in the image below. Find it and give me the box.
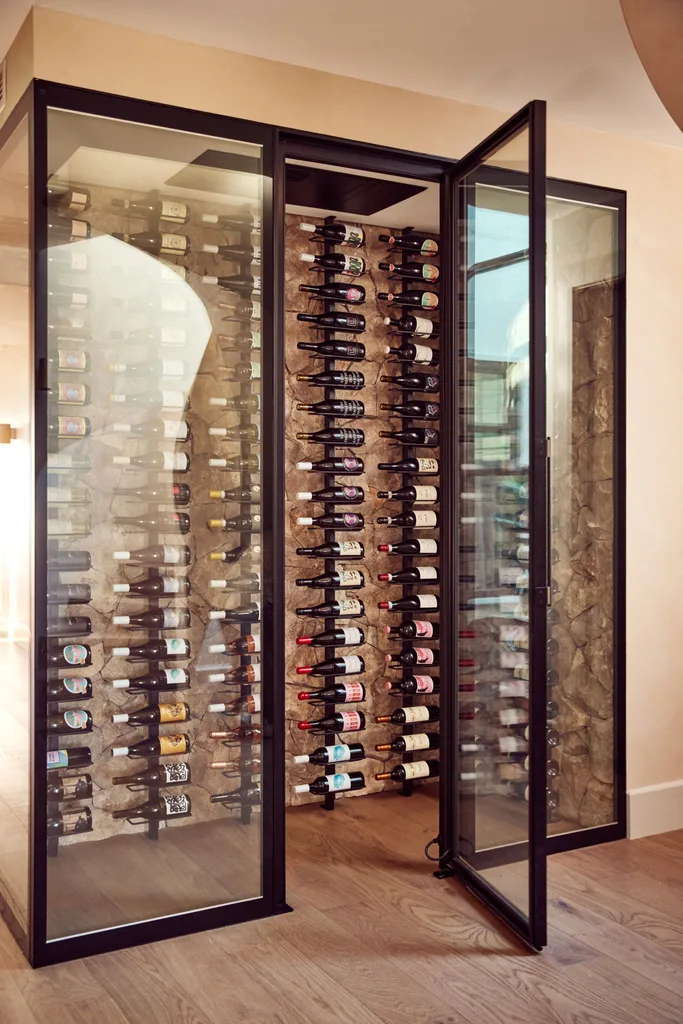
[440,102,548,950]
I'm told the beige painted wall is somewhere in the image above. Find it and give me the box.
[3,7,683,817]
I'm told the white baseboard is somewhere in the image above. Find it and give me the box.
[628,779,683,839]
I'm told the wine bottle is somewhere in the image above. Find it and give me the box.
[293,743,365,765]
[111,195,189,223]
[297,312,365,333]
[206,604,260,623]
[298,711,366,734]
[500,544,530,563]
[111,419,190,442]
[208,485,261,503]
[376,510,438,528]
[378,233,439,255]
[378,706,439,726]
[384,675,439,695]
[296,399,364,418]
[299,222,365,247]
[296,540,364,559]
[111,733,191,758]
[296,626,364,647]
[377,456,439,475]
[208,543,261,564]
[201,210,261,231]
[110,325,191,347]
[205,664,260,685]
[210,783,261,807]
[112,668,190,692]
[296,371,365,391]
[296,655,365,677]
[295,428,364,446]
[207,515,261,532]
[299,253,365,276]
[208,572,260,590]
[376,733,440,753]
[380,373,440,392]
[378,538,438,555]
[207,394,260,413]
[206,634,260,655]
[380,401,440,420]
[203,273,260,296]
[207,454,260,472]
[384,342,439,365]
[47,453,91,473]
[213,362,261,383]
[378,290,439,310]
[47,807,93,837]
[296,485,364,504]
[384,619,439,640]
[48,215,91,242]
[113,575,190,597]
[378,566,439,584]
[114,513,191,534]
[112,702,190,726]
[47,772,93,801]
[298,681,365,703]
[295,569,364,590]
[114,484,191,506]
[384,315,439,338]
[378,428,440,447]
[207,426,260,449]
[379,261,439,282]
[46,676,93,701]
[109,390,186,410]
[47,747,92,770]
[296,456,364,476]
[109,358,187,379]
[47,709,93,734]
[113,545,191,566]
[385,636,440,663]
[297,340,365,361]
[47,247,89,273]
[112,794,192,821]
[378,594,439,612]
[295,599,364,619]
[208,694,260,715]
[201,241,260,264]
[376,760,440,782]
[47,550,91,572]
[111,638,191,662]
[47,643,92,669]
[48,415,91,438]
[112,761,191,787]
[47,519,90,539]
[48,182,91,213]
[45,616,91,638]
[209,725,261,744]
[111,231,192,257]
[296,512,364,530]
[377,486,439,504]
[218,297,261,320]
[112,608,191,629]
[217,330,261,352]
[299,283,365,303]
[294,771,366,795]
[209,756,262,773]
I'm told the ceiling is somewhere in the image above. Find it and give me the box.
[2,0,681,147]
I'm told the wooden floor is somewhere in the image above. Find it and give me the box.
[2,790,683,1024]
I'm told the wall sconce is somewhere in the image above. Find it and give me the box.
[0,424,15,444]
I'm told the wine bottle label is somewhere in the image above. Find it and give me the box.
[161,327,187,346]
[162,546,183,564]
[161,577,182,593]
[159,233,189,255]
[424,403,440,417]
[402,706,431,724]
[499,680,528,698]
[160,360,185,377]
[63,709,89,730]
[342,255,364,275]
[163,638,188,655]
[158,734,188,755]
[402,760,430,779]
[339,711,362,731]
[341,682,364,702]
[413,620,435,638]
[163,668,188,685]
[402,733,432,751]
[70,220,88,238]
[248,693,262,712]
[342,514,362,528]
[68,251,88,270]
[418,293,438,309]
[338,541,363,557]
[48,488,75,503]
[329,773,353,791]
[499,736,525,753]
[341,627,363,645]
[421,265,439,281]
[161,263,188,282]
[415,566,438,580]
[249,665,262,683]
[339,225,363,246]
[413,511,438,527]
[48,520,87,537]
[47,750,70,769]
[161,610,183,628]
[414,674,435,692]
[414,458,437,474]
[338,570,362,588]
[162,793,190,816]
[326,744,351,762]
[416,594,438,609]
[161,452,189,471]
[250,300,261,321]
[160,200,188,223]
[414,648,436,665]
[499,708,527,725]
[346,287,363,301]
[412,344,435,363]
[500,627,529,650]
[340,656,363,674]
[162,762,190,783]
[62,644,88,665]
[161,391,185,408]
[59,777,90,800]
[414,487,438,503]
[420,239,438,255]
[158,703,188,723]
[58,350,87,370]
[58,808,91,835]
[57,416,88,438]
[413,541,438,556]
[337,599,362,615]
[63,676,89,694]
[513,664,530,680]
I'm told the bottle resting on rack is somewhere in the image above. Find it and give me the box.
[299,252,365,277]
[297,340,365,361]
[296,512,364,531]
[296,540,364,559]
[378,233,439,255]
[378,428,440,447]
[111,734,191,758]
[112,795,192,821]
[294,772,366,795]
[293,743,365,766]
[298,711,366,734]
[299,283,365,303]
[375,760,440,782]
[299,222,365,247]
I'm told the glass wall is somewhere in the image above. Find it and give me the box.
[43,108,265,940]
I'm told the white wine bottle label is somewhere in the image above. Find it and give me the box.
[162,793,191,816]
[339,711,362,731]
[417,594,438,609]
[416,539,438,554]
[326,744,351,763]
[57,383,87,403]
[163,420,189,440]
[414,675,435,692]
[160,200,188,223]
[499,627,528,650]
[338,570,362,588]
[416,457,439,473]
[163,638,188,655]
[341,656,363,674]
[158,703,187,723]
[421,265,439,281]
[160,452,189,472]
[69,252,88,270]
[70,219,89,238]
[499,735,525,753]
[159,233,189,255]
[414,648,435,665]
[402,733,431,751]
[48,520,87,537]
[47,750,70,769]
[341,681,364,702]
[161,295,187,314]
[250,693,262,712]
[58,350,87,370]
[329,773,353,791]
[415,566,438,580]
[63,676,89,694]
[161,391,185,408]
[63,709,89,730]
[48,488,75,503]
[413,620,435,638]
[413,511,438,527]
[62,644,88,666]
[251,300,261,321]
[402,760,430,779]
[161,577,182,593]
[420,293,438,309]
[160,263,188,282]
[338,541,362,557]
[499,679,528,698]
[402,706,431,724]
[411,317,434,337]
[343,255,364,276]
[514,664,530,680]
[163,668,188,685]
[249,362,261,380]
[161,610,183,628]
[499,708,528,726]
[252,276,261,292]
[158,734,189,755]
[414,487,438,503]
[412,344,435,363]
[420,239,438,255]
[161,327,187,346]
[159,360,185,377]
[162,546,183,564]
[337,599,362,615]
[162,762,190,783]
[250,664,262,683]
[341,627,363,645]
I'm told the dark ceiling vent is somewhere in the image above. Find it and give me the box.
[166,148,262,193]
[285,165,310,183]
[286,165,426,216]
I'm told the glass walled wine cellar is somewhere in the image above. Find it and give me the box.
[0,83,624,965]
